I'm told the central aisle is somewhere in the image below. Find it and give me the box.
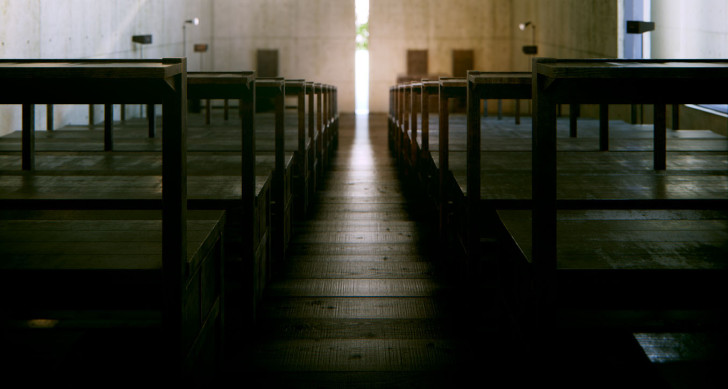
[234,113,501,387]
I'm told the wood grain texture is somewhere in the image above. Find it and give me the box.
[223,113,491,385]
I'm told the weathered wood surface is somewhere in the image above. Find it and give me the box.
[421,115,728,202]
[0,59,200,381]
[0,171,272,202]
[0,109,314,264]
[393,65,728,384]
[498,209,728,269]
[222,113,664,387]
[0,210,225,381]
[225,113,493,386]
[420,115,728,153]
[0,114,308,153]
[496,208,728,326]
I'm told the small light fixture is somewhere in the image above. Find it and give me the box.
[626,20,655,34]
[519,21,537,55]
[182,18,200,57]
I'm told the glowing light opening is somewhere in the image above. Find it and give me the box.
[355,0,369,115]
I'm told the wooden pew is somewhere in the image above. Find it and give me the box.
[390,82,407,167]
[185,71,274,330]
[436,78,467,254]
[426,71,727,258]
[393,67,728,307]
[314,83,326,183]
[0,70,276,349]
[1,77,338,270]
[388,86,396,152]
[388,66,727,375]
[255,78,293,265]
[284,80,311,218]
[0,58,224,381]
[521,58,728,330]
[464,72,531,268]
[320,84,335,173]
[306,81,318,199]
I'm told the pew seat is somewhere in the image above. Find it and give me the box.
[0,209,226,381]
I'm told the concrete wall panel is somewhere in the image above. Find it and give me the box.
[369,0,515,113]
[651,0,728,135]
[211,0,355,113]
[0,0,213,136]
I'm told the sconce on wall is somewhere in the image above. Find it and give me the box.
[519,21,537,55]
[131,35,152,44]
[626,20,655,34]
[183,18,200,57]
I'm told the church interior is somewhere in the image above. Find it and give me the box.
[0,0,726,387]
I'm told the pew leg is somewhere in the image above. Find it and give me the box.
[147,104,156,138]
[46,104,54,132]
[569,103,579,138]
[672,103,679,130]
[654,103,667,171]
[599,103,609,151]
[104,103,113,151]
[22,104,35,171]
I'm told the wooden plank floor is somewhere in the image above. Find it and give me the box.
[220,113,670,388]
[222,113,498,387]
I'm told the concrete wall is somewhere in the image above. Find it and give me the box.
[369,0,514,113]
[211,0,356,113]
[510,0,619,72]
[0,0,355,136]
[368,0,620,113]
[0,0,211,136]
[651,0,728,135]
[652,0,728,59]
[510,0,623,119]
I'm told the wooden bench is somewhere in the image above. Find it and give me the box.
[317,83,336,177]
[1,75,341,314]
[255,78,293,264]
[306,81,318,199]
[521,58,728,329]
[389,65,728,324]
[185,71,273,330]
[284,80,311,217]
[460,72,532,266]
[0,58,225,380]
[0,209,225,382]
[0,71,275,334]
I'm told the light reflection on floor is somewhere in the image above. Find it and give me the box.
[633,332,717,363]
[347,114,375,173]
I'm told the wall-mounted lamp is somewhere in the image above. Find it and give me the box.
[131,35,152,44]
[182,18,200,57]
[518,21,532,31]
[626,20,655,34]
[519,21,537,55]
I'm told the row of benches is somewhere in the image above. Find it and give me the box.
[389,59,728,336]
[0,58,338,382]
